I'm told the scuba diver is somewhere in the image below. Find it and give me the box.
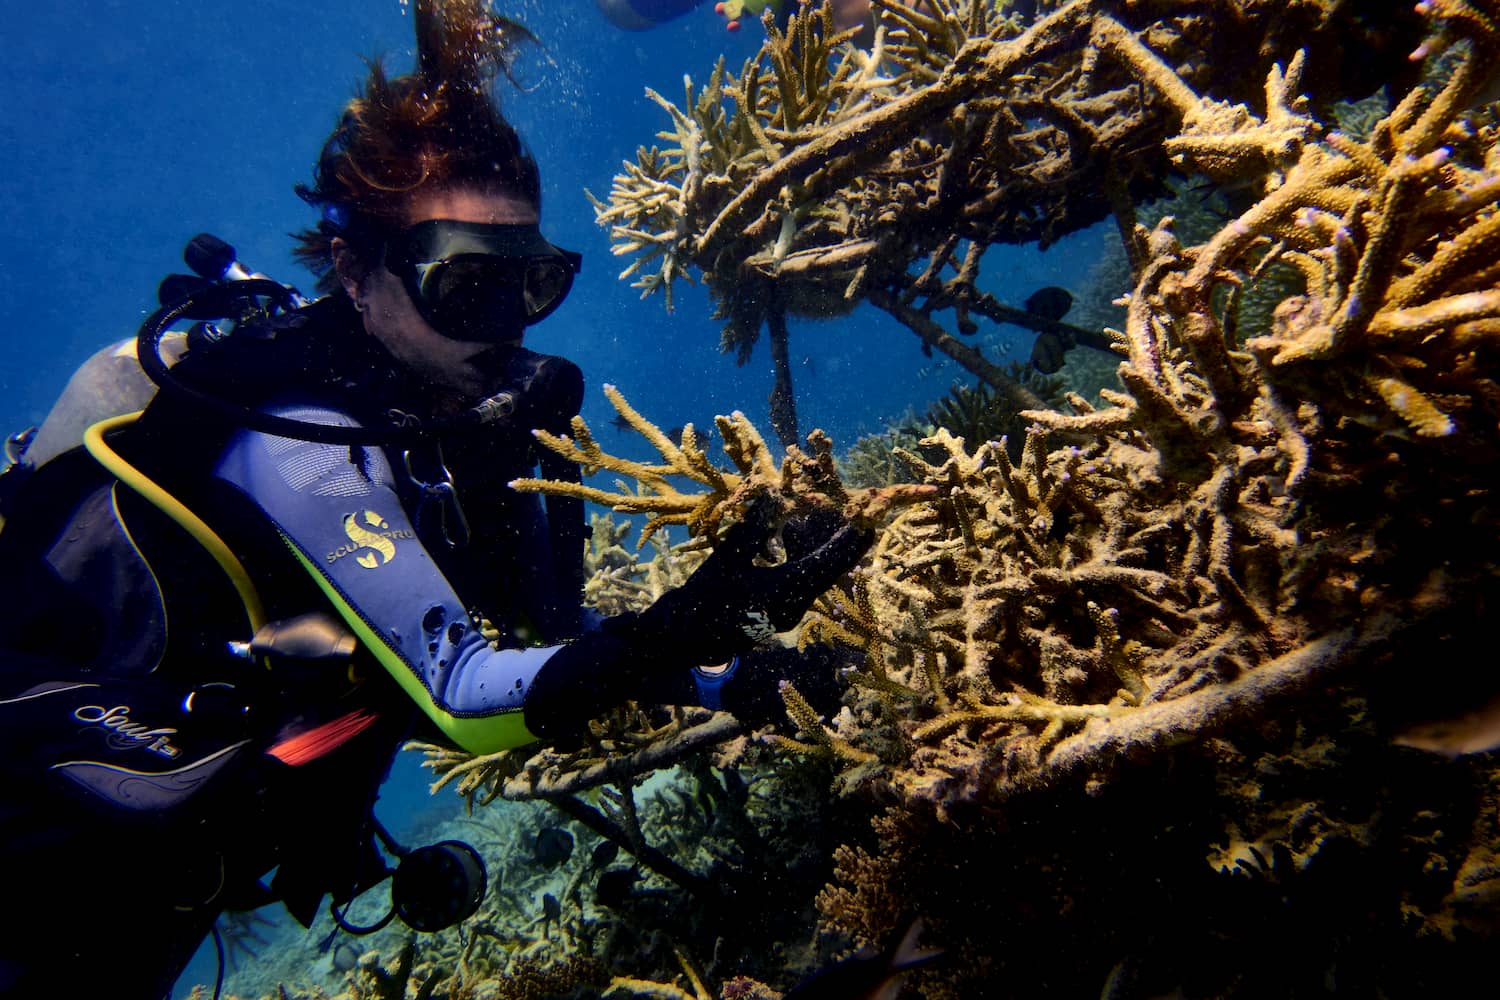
[0,2,866,996]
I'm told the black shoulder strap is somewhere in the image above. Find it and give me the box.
[0,445,111,559]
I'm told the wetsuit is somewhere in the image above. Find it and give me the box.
[0,294,855,997]
[0,295,595,995]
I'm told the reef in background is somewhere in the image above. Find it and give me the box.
[592,0,1432,449]
[562,1,1500,994]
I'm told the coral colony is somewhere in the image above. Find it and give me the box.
[238,2,1500,998]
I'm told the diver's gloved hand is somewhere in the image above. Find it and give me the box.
[522,500,870,743]
[616,498,871,665]
[692,643,857,728]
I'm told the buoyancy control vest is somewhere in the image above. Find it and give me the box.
[0,272,588,937]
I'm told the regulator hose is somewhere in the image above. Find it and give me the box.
[83,410,268,634]
[134,279,420,446]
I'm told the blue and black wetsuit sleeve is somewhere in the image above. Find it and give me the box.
[212,403,856,748]
[214,403,566,754]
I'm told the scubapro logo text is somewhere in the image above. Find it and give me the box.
[328,510,415,568]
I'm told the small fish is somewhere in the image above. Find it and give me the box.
[532,826,574,868]
[590,840,620,869]
[1030,330,1069,374]
[541,891,562,921]
[594,865,643,909]
[1174,174,1259,221]
[783,917,944,1000]
[665,423,713,447]
[330,942,361,974]
[1394,692,1500,757]
[1023,285,1073,322]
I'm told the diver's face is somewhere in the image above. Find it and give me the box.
[351,186,539,412]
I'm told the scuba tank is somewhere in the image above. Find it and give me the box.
[0,233,310,494]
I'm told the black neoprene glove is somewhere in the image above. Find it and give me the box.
[708,643,857,728]
[619,498,870,664]
[524,499,871,741]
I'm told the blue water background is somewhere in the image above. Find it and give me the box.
[0,2,1102,994]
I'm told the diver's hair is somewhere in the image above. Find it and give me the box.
[292,0,541,294]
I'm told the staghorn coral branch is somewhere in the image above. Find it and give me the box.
[1368,288,1500,338]
[512,384,754,546]
[548,793,716,900]
[1032,611,1410,798]
[867,287,1048,410]
[780,680,879,766]
[683,1,1092,259]
[497,713,742,801]
[912,697,1113,743]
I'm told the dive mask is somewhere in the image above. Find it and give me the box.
[383,220,581,343]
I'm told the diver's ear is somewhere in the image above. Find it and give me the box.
[331,237,366,304]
